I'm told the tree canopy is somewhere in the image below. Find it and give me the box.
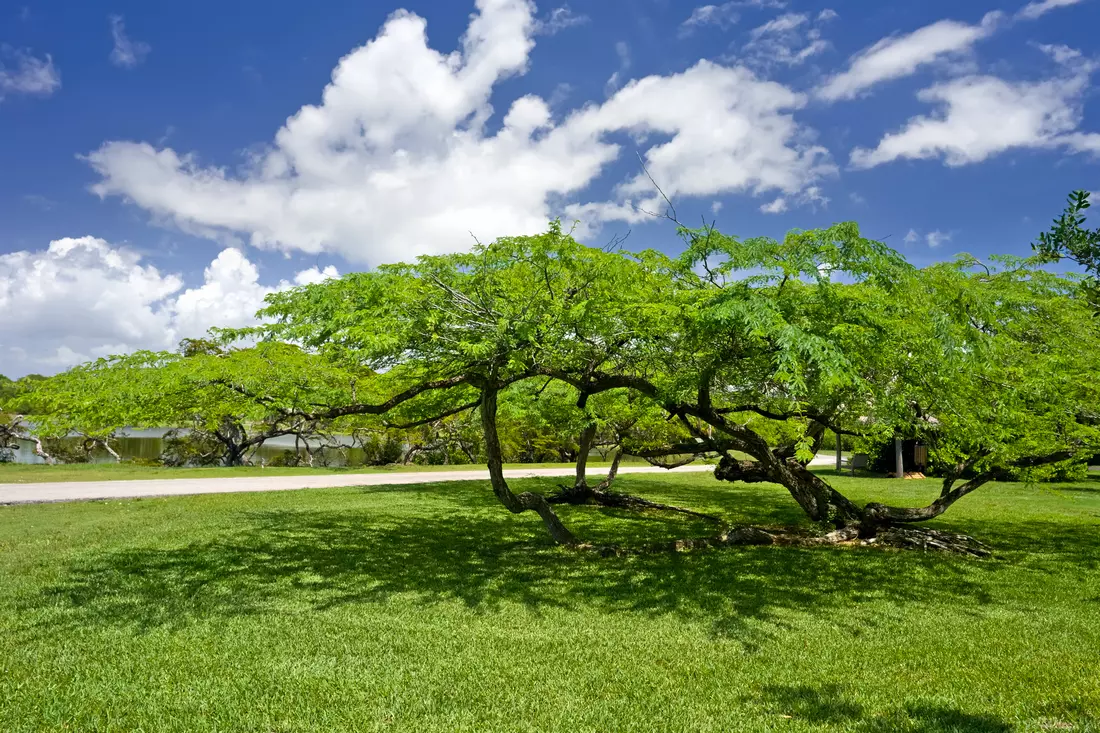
[10,209,1100,553]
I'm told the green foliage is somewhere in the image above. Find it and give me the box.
[14,213,1100,527]
[18,343,372,466]
[1034,189,1100,308]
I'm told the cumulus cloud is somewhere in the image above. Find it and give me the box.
[816,12,1002,102]
[1016,0,1085,20]
[85,0,833,265]
[760,196,788,213]
[108,15,151,68]
[0,237,337,375]
[0,49,60,100]
[850,46,1097,169]
[904,228,919,243]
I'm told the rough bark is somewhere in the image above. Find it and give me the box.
[714,453,861,526]
[573,423,598,490]
[480,387,577,545]
[595,447,623,491]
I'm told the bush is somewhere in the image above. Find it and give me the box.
[354,432,405,466]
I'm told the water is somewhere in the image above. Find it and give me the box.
[5,428,371,466]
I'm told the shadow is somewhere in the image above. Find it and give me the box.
[754,684,864,723]
[28,509,994,643]
[21,474,1100,648]
[753,684,1013,732]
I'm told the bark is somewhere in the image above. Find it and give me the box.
[595,447,623,491]
[573,423,598,491]
[100,438,121,463]
[714,454,861,526]
[480,387,577,545]
[32,435,55,465]
[871,526,991,557]
[863,473,997,526]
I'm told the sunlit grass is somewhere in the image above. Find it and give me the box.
[1,471,1098,731]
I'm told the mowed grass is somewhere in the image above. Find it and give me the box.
[0,459,658,484]
[1,471,1098,732]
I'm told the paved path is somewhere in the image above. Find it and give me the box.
[0,456,838,506]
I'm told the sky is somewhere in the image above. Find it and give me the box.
[1,0,1098,376]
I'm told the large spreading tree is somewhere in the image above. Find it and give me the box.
[17,210,1099,554]
[233,220,1100,551]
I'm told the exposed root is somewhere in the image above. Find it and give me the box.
[569,524,992,558]
[547,485,723,524]
[866,526,992,558]
[574,525,779,556]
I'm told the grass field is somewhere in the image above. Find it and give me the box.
[1,470,1098,732]
[0,459,659,484]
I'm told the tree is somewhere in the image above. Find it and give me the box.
[1033,190,1100,309]
[578,226,1100,549]
[240,220,1099,552]
[24,342,367,466]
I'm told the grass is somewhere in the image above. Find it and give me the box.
[0,459,660,484]
[1,470,1098,732]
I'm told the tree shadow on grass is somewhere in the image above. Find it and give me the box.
[751,684,1015,732]
[22,477,1100,647]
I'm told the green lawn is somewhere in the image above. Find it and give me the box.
[0,459,657,484]
[1,471,1098,732]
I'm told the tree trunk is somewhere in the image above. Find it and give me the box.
[480,387,577,545]
[574,423,597,490]
[714,454,861,525]
[32,435,55,465]
[222,445,246,467]
[595,447,623,491]
[100,438,122,463]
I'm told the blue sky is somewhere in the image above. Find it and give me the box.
[1,0,1098,375]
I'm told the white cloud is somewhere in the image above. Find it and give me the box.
[1016,0,1085,20]
[0,49,60,100]
[1061,131,1100,154]
[816,12,1002,102]
[742,12,829,68]
[758,185,826,214]
[604,41,631,95]
[750,12,807,39]
[760,196,788,213]
[904,228,919,243]
[817,9,838,22]
[0,237,337,375]
[926,230,951,247]
[680,3,740,36]
[535,5,588,35]
[850,48,1096,169]
[108,15,150,68]
[711,200,723,213]
[86,0,833,264]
